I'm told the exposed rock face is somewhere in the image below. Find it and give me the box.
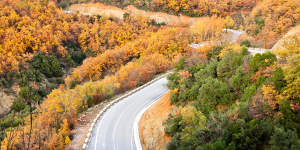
[0,85,19,117]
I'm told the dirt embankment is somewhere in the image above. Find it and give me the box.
[68,3,203,26]
[138,91,172,150]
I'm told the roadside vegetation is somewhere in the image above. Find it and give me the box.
[165,37,300,149]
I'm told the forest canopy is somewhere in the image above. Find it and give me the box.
[166,40,300,149]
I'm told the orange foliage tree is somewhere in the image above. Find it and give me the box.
[65,27,191,85]
[0,0,156,75]
[245,0,300,48]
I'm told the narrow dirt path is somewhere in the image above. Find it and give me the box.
[68,3,203,26]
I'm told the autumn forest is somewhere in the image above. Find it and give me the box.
[0,0,299,149]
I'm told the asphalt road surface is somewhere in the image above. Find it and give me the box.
[88,77,169,150]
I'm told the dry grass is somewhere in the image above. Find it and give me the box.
[138,91,172,150]
[272,25,300,51]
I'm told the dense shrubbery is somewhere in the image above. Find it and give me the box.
[31,53,63,78]
[166,45,300,149]
[65,27,190,85]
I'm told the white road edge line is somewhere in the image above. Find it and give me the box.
[133,91,168,150]
[83,71,172,150]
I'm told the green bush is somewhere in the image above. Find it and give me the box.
[6,72,17,80]
[241,46,248,55]
[38,88,49,98]
[87,95,93,107]
[57,0,73,9]
[65,54,76,67]
[270,67,286,92]
[56,78,65,84]
[240,40,251,47]
[19,68,43,86]
[32,53,63,78]
[175,58,185,71]
[166,134,181,150]
[223,119,273,150]
[169,91,179,105]
[165,114,183,136]
[254,17,265,29]
[254,28,260,35]
[279,99,300,130]
[58,1,69,9]
[180,83,201,103]
[249,52,277,72]
[0,114,22,128]
[48,55,63,77]
[241,84,257,102]
[0,78,9,88]
[69,80,78,89]
[232,67,250,92]
[123,12,130,20]
[217,51,243,79]
[167,73,180,90]
[48,78,56,83]
[71,51,86,65]
[196,139,227,150]
[11,99,26,112]
[195,59,218,80]
[196,77,233,114]
[19,86,40,103]
[269,127,300,150]
[49,83,57,91]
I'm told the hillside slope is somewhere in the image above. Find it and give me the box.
[272,25,300,56]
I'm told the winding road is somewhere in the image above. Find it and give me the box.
[190,29,270,55]
[81,16,271,148]
[87,77,169,150]
[86,29,270,150]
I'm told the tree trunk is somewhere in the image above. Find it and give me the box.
[27,101,32,150]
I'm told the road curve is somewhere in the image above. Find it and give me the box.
[87,77,169,150]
